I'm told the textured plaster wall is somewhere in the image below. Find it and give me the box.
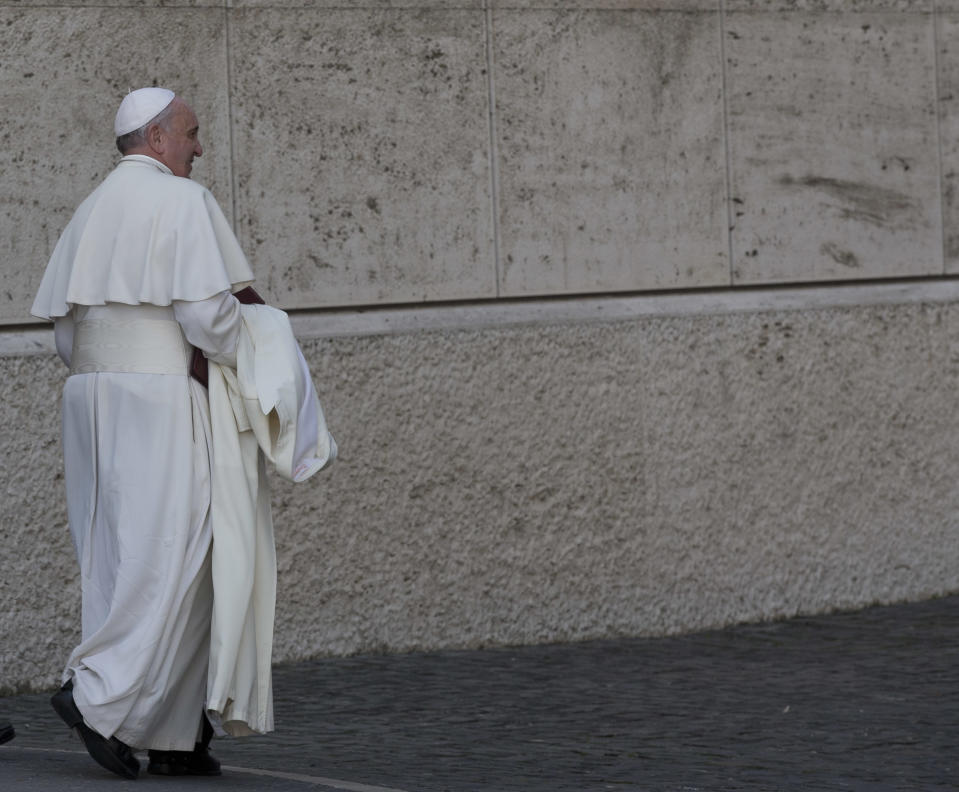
[2,2,959,318]
[4,300,959,690]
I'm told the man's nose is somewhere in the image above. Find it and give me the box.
[195,140,203,157]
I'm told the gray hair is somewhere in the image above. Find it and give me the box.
[115,100,177,155]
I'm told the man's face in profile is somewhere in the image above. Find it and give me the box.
[158,99,203,179]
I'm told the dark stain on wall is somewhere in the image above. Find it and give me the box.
[778,174,916,228]
[820,242,860,269]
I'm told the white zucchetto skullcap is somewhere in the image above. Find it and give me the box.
[114,87,176,137]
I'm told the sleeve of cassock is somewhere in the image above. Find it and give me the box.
[173,291,243,368]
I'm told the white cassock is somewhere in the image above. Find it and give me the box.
[31,154,335,751]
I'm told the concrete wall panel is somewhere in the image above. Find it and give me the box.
[0,6,232,324]
[725,1,930,9]
[725,9,941,284]
[937,12,959,272]
[489,1,715,9]
[6,298,959,690]
[493,9,729,296]
[232,0,478,7]
[6,1,222,7]
[229,8,495,308]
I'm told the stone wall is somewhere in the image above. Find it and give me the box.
[2,0,959,691]
[3,1,958,319]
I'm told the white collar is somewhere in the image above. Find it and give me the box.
[119,154,173,176]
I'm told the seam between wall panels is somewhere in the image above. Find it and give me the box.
[718,0,735,286]
[484,1,502,299]
[933,0,947,274]
[224,2,239,233]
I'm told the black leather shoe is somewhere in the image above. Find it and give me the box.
[50,680,139,779]
[147,712,221,776]
[0,721,13,744]
[147,745,221,776]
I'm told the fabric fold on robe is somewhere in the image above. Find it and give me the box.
[206,303,337,736]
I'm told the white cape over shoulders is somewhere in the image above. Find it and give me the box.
[31,155,254,320]
[206,304,337,736]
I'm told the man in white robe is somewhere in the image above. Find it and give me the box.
[32,88,260,779]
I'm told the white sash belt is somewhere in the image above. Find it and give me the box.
[71,317,191,376]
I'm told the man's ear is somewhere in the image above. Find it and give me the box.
[146,123,165,153]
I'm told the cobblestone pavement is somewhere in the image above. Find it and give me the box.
[2,595,958,791]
